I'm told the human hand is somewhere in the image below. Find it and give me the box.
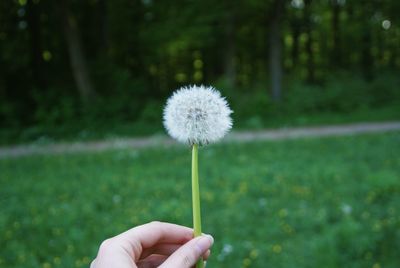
[91,221,214,268]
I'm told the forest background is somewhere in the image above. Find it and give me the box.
[0,0,399,142]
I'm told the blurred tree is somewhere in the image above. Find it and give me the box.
[60,0,97,103]
[223,1,237,89]
[98,0,109,53]
[303,0,315,83]
[330,0,342,67]
[360,1,374,80]
[289,6,302,68]
[26,0,46,90]
[268,0,285,102]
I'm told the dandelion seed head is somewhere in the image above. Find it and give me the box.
[341,203,352,215]
[163,85,233,145]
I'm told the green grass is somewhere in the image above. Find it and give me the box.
[1,132,399,268]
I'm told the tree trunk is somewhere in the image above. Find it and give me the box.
[290,18,300,68]
[27,0,46,89]
[330,0,341,67]
[268,0,284,102]
[360,2,373,80]
[61,0,97,103]
[98,0,109,53]
[304,0,314,83]
[389,47,397,68]
[361,30,373,80]
[224,12,236,89]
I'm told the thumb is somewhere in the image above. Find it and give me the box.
[159,235,214,268]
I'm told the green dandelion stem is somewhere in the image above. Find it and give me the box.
[192,144,204,268]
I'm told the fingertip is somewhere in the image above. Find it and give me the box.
[203,249,211,260]
[159,234,214,268]
[194,235,214,255]
[205,234,214,245]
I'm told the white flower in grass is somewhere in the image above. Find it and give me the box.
[341,203,352,215]
[163,85,233,145]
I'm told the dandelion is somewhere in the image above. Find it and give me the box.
[341,203,352,215]
[163,85,232,145]
[217,243,234,261]
[163,85,233,268]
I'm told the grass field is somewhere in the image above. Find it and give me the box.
[1,132,399,268]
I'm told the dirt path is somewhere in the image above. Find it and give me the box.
[1,121,399,159]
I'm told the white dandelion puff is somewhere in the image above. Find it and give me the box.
[163,85,233,145]
[341,203,352,215]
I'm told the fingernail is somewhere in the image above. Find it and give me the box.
[196,235,214,253]
[205,234,214,244]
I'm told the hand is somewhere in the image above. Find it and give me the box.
[91,221,214,268]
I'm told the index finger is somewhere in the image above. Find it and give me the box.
[114,221,194,257]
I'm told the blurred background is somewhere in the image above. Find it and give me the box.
[1,0,400,268]
[0,0,399,143]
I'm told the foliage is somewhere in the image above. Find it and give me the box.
[1,132,399,267]
[282,72,400,114]
[220,72,400,129]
